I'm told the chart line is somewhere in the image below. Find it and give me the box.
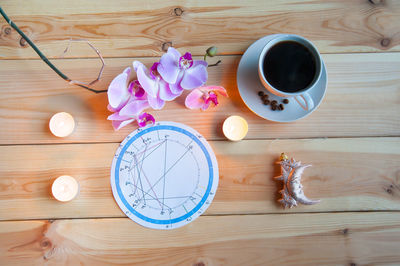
[143,196,193,201]
[131,143,139,151]
[128,139,167,206]
[128,181,172,210]
[190,198,197,205]
[127,170,137,197]
[142,141,194,198]
[129,140,166,170]
[136,144,164,209]
[162,140,167,212]
[133,146,147,205]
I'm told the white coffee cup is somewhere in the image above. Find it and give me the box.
[258,34,323,110]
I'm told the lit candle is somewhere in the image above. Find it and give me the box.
[52,175,80,202]
[49,112,75,137]
[223,115,248,141]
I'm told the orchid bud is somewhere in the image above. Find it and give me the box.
[206,46,218,57]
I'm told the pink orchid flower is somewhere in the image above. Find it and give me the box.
[108,110,154,130]
[185,86,228,110]
[107,67,132,111]
[107,67,152,130]
[133,61,181,110]
[157,47,208,94]
[137,112,155,127]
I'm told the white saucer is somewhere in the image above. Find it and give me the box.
[237,35,327,122]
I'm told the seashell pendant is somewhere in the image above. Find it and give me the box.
[274,153,321,208]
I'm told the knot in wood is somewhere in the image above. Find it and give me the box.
[40,238,52,248]
[193,262,205,266]
[19,37,27,47]
[380,38,391,47]
[162,41,172,52]
[4,27,11,35]
[368,0,383,5]
[174,7,184,16]
[342,228,349,235]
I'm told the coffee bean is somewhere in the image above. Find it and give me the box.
[279,104,284,110]
[262,95,269,100]
[258,91,264,96]
[271,105,277,111]
[271,100,277,106]
[283,99,289,104]
[263,99,270,105]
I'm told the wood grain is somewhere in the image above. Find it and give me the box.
[0,53,399,144]
[1,212,400,265]
[0,137,399,221]
[1,0,400,59]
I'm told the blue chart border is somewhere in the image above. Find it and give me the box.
[115,124,213,225]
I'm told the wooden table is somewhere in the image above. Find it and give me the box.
[1,0,399,265]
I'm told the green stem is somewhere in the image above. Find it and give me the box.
[208,60,221,67]
[204,51,221,67]
[0,6,106,93]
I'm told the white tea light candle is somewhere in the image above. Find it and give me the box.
[49,112,75,137]
[223,115,248,141]
[52,175,79,202]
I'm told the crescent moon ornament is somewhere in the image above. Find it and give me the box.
[274,153,321,208]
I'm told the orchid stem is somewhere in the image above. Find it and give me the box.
[0,6,106,94]
[0,7,68,81]
[204,52,221,67]
[208,60,221,67]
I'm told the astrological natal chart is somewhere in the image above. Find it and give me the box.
[111,122,219,230]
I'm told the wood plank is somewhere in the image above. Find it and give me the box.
[0,137,399,221]
[1,0,399,59]
[0,53,399,144]
[1,213,400,265]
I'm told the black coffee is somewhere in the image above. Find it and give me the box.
[263,41,316,93]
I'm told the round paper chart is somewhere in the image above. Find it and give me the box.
[111,121,219,229]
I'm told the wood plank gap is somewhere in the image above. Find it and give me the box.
[2,51,400,63]
[2,210,400,223]
[1,135,399,147]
